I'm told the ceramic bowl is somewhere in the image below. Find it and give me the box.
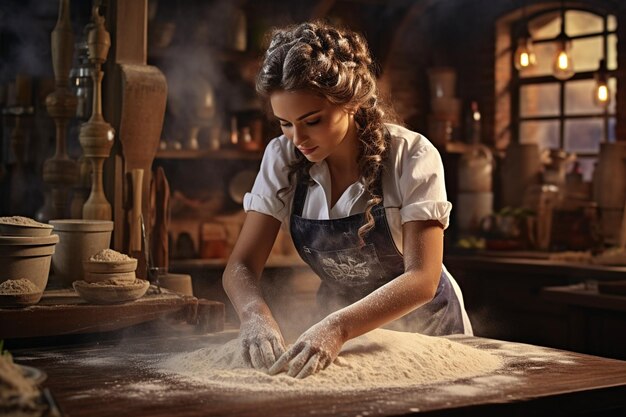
[73,279,150,304]
[84,271,136,284]
[0,234,59,294]
[83,258,137,274]
[0,217,54,237]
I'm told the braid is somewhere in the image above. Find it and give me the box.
[257,21,397,241]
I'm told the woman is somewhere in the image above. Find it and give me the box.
[222,21,472,379]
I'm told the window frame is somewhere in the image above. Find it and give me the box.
[510,6,617,158]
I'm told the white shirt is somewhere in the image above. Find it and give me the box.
[243,124,452,253]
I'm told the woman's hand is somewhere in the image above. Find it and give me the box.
[269,315,345,378]
[238,312,286,370]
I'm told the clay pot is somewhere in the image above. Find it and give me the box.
[158,272,193,296]
[427,67,457,99]
[593,142,626,245]
[0,234,59,293]
[49,219,114,287]
[458,145,493,193]
[500,142,542,208]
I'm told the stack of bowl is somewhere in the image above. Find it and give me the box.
[0,216,59,306]
[83,250,138,284]
[73,249,149,304]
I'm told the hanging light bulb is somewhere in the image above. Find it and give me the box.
[514,33,536,71]
[514,4,536,71]
[552,1,574,80]
[553,36,574,80]
[593,59,610,107]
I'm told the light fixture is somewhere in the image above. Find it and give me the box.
[553,0,574,80]
[514,3,536,71]
[593,59,610,107]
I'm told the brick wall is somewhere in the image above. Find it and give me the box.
[381,0,626,149]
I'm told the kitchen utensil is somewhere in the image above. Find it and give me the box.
[151,166,170,270]
[140,214,151,282]
[42,0,78,221]
[116,63,167,252]
[79,5,115,221]
[128,168,144,254]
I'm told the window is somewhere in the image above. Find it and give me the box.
[512,8,617,180]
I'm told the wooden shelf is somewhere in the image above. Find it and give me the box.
[155,148,263,160]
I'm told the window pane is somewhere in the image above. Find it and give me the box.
[566,10,603,37]
[564,118,603,153]
[608,78,617,114]
[529,11,560,40]
[520,120,559,149]
[608,34,617,70]
[570,36,603,73]
[565,79,604,115]
[519,41,557,78]
[608,117,616,142]
[520,83,560,117]
[608,15,617,32]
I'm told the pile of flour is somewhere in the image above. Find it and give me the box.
[89,249,133,262]
[158,329,503,392]
[0,216,46,227]
[0,279,39,294]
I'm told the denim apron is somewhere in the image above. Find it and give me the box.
[290,177,466,336]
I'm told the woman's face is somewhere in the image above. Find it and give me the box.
[270,89,356,163]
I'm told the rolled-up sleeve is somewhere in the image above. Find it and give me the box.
[243,137,294,225]
[398,137,452,229]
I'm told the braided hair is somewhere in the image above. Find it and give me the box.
[256,21,397,241]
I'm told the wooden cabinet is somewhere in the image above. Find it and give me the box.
[445,253,626,360]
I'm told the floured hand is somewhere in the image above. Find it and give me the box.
[269,316,345,378]
[238,312,286,370]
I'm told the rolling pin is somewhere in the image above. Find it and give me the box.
[129,168,144,256]
[151,166,170,270]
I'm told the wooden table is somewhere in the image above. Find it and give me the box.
[13,332,626,417]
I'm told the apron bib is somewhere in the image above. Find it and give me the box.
[289,177,466,336]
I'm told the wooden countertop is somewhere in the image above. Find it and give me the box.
[13,332,626,417]
[444,251,626,281]
[1,289,225,339]
[541,284,626,313]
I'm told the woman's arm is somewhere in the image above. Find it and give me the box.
[222,211,285,369]
[335,219,443,338]
[269,219,444,378]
